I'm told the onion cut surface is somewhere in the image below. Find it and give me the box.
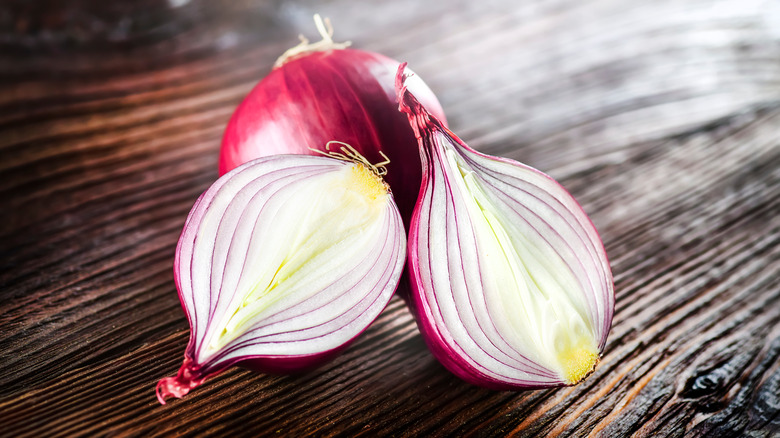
[157,154,406,404]
[397,65,614,389]
[219,16,445,223]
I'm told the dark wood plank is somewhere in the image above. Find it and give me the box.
[1,0,778,436]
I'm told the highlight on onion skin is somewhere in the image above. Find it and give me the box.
[396,64,614,390]
[157,153,406,404]
[218,15,446,224]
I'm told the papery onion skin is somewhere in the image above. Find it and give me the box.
[157,154,406,404]
[219,48,446,223]
[396,64,615,390]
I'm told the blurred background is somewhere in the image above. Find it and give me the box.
[1,1,778,436]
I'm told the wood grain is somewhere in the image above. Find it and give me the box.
[1,0,778,436]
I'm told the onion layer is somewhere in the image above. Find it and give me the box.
[219,15,446,223]
[397,65,614,389]
[157,154,406,403]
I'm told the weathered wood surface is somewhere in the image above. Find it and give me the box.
[1,0,779,436]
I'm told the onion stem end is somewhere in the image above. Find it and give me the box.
[156,356,207,405]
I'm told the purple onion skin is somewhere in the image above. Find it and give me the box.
[397,66,614,390]
[236,346,349,375]
[219,49,446,224]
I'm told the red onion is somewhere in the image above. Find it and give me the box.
[397,65,614,389]
[219,15,446,223]
[157,152,406,404]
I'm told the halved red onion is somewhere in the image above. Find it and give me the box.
[157,153,406,404]
[219,15,446,223]
[397,65,614,389]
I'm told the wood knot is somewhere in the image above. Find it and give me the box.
[683,372,724,398]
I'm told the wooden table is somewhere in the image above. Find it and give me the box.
[2,1,778,436]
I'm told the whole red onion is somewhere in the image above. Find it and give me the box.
[219,17,445,222]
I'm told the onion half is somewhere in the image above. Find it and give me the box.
[157,154,406,403]
[219,15,446,223]
[397,65,614,389]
